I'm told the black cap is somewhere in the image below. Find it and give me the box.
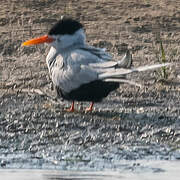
[48,18,83,35]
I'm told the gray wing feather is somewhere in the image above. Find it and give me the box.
[89,50,132,69]
[80,44,112,61]
[69,49,105,65]
[117,50,132,68]
[52,63,98,93]
[51,47,171,93]
[89,61,118,68]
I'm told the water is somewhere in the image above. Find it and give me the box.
[1,144,180,179]
[1,160,180,180]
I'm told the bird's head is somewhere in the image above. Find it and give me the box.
[22,18,85,50]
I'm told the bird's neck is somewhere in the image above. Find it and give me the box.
[46,43,83,73]
[46,29,87,73]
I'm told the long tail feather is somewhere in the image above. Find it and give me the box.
[134,63,171,72]
[99,63,171,79]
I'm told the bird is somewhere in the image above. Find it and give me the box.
[22,17,171,112]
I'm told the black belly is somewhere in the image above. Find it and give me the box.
[56,80,119,102]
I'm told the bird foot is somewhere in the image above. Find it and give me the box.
[85,107,93,113]
[65,102,75,112]
[65,107,75,112]
[85,102,94,113]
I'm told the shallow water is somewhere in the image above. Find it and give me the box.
[1,146,180,179]
[1,160,180,180]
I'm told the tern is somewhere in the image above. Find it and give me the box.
[22,18,170,112]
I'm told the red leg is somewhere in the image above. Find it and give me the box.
[66,101,75,112]
[85,102,94,112]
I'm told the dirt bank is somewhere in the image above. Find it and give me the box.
[0,0,180,169]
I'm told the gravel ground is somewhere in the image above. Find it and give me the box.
[0,0,180,170]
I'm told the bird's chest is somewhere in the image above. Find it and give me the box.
[54,54,64,69]
[51,56,76,92]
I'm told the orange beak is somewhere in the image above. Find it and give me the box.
[22,35,54,46]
